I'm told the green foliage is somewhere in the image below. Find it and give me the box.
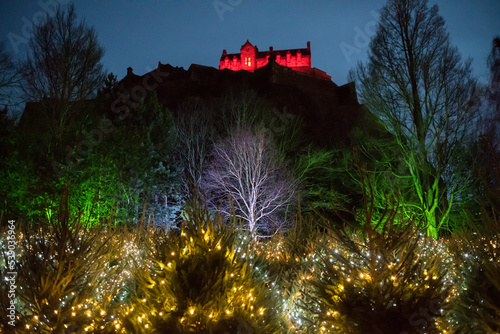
[0,149,64,225]
[3,77,183,227]
[64,158,121,226]
[32,90,185,228]
[293,109,414,226]
[0,105,57,221]
[294,147,343,213]
[96,91,183,226]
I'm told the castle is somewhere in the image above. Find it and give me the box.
[219,40,331,80]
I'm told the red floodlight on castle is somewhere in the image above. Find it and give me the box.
[219,40,330,80]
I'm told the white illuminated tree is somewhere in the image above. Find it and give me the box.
[203,128,296,236]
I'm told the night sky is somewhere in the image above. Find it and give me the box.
[1,0,499,87]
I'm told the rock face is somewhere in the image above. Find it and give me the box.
[18,58,368,148]
[119,59,365,147]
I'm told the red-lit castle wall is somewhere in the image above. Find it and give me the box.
[219,40,330,80]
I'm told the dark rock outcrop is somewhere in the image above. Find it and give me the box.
[119,60,366,147]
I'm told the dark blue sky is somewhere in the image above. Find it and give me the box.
[1,0,499,86]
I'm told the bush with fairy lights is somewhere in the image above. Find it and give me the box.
[4,186,500,333]
[295,182,452,334]
[119,203,284,333]
[0,188,131,334]
[448,216,500,333]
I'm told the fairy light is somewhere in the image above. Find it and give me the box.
[5,209,496,334]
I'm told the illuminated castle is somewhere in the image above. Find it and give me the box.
[219,40,331,80]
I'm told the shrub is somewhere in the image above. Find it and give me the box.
[448,214,500,333]
[119,202,284,333]
[298,176,450,333]
[0,188,128,333]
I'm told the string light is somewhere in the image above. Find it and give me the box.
[2,213,498,333]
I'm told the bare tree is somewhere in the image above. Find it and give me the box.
[349,0,478,237]
[471,37,500,216]
[175,100,217,195]
[21,4,105,146]
[487,37,500,115]
[202,128,296,236]
[220,89,270,134]
[0,42,21,107]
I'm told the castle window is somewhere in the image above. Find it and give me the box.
[244,57,251,67]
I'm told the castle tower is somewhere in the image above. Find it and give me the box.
[239,40,256,72]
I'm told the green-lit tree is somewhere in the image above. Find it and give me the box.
[349,0,478,237]
[2,5,106,222]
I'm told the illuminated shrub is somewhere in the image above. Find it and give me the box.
[3,188,498,334]
[254,215,325,332]
[0,213,127,332]
[301,227,450,333]
[120,204,284,333]
[448,219,500,333]
[297,193,451,334]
